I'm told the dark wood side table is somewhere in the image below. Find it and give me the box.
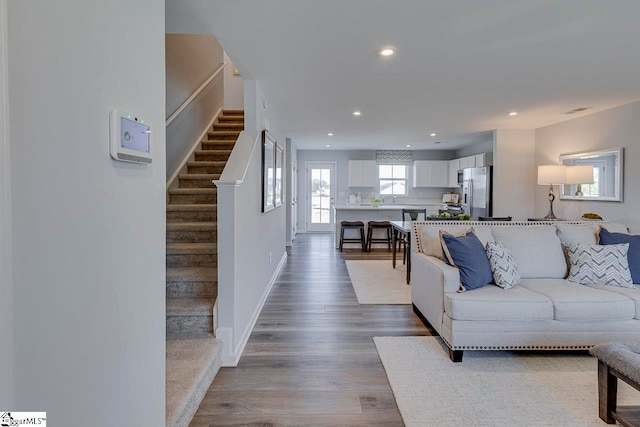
[390,220,412,285]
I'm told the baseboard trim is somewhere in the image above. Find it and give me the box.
[222,251,287,367]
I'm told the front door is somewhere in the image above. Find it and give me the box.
[306,162,336,232]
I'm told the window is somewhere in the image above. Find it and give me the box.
[379,164,407,196]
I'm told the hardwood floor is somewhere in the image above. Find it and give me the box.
[190,233,433,426]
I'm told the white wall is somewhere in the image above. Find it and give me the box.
[493,129,536,220]
[0,0,13,408]
[456,139,494,162]
[166,34,224,180]
[7,2,165,425]
[535,101,640,232]
[223,51,244,110]
[166,34,223,115]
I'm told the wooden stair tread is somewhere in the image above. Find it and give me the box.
[214,123,243,128]
[195,149,233,154]
[187,161,226,166]
[166,222,216,230]
[179,173,221,179]
[167,242,217,254]
[166,204,216,211]
[201,140,234,145]
[168,187,217,194]
[166,297,214,316]
[222,109,244,115]
[165,335,223,427]
[166,267,216,281]
[207,130,240,135]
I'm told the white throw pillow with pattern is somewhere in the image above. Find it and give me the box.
[486,241,520,289]
[567,243,634,288]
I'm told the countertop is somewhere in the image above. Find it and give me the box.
[334,203,445,211]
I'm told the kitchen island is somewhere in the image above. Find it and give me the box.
[333,203,444,249]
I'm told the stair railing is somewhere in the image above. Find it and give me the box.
[166,62,226,126]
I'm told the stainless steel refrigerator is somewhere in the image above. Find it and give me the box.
[461,166,492,220]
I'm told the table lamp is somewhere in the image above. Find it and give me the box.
[537,165,566,220]
[565,165,594,197]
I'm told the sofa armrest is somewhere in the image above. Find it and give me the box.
[411,252,460,334]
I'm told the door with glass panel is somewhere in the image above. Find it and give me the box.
[306,162,336,232]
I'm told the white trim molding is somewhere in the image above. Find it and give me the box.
[222,252,287,367]
[0,0,14,407]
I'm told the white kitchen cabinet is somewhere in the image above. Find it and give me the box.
[475,153,486,167]
[448,159,460,187]
[348,160,376,187]
[413,160,449,188]
[458,155,476,170]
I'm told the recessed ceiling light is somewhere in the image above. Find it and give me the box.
[325,144,331,147]
[509,111,518,116]
[352,111,361,116]
[430,132,437,137]
[378,47,395,57]
[406,144,412,148]
[327,132,334,136]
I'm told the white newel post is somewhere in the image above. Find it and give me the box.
[213,182,237,366]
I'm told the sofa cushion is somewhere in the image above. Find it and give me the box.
[444,285,553,321]
[486,241,521,289]
[491,226,567,279]
[520,278,635,321]
[598,228,640,284]
[602,223,630,234]
[567,243,634,288]
[556,224,598,245]
[586,284,640,319]
[440,229,493,291]
[421,224,494,260]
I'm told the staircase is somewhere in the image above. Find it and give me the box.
[165,109,243,427]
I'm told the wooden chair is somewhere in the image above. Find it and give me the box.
[399,209,427,263]
[402,209,427,221]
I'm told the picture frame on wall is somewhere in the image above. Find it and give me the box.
[262,130,276,212]
[275,143,283,207]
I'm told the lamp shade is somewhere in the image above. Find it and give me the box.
[537,165,567,185]
[565,165,594,184]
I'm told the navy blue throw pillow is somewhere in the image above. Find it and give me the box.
[440,230,493,290]
[599,228,640,284]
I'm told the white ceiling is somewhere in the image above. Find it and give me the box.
[166,0,640,150]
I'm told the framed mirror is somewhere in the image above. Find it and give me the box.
[559,148,623,202]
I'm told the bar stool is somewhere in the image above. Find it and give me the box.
[339,221,366,252]
[367,220,393,252]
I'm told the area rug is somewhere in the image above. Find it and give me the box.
[345,260,410,304]
[374,336,640,427]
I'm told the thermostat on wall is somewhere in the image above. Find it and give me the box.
[110,110,152,164]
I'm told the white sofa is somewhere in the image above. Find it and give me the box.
[410,220,640,362]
